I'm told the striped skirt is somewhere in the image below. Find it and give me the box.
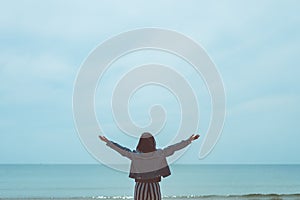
[134,182,161,200]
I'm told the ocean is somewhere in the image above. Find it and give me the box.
[0,164,300,200]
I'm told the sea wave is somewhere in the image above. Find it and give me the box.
[1,193,300,200]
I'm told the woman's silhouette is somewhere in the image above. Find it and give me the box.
[99,132,200,200]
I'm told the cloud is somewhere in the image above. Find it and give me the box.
[1,0,299,163]
[0,0,280,42]
[0,52,75,104]
[228,94,300,117]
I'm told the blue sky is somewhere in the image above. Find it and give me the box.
[0,0,299,164]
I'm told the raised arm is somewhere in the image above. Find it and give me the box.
[162,134,200,157]
[98,135,133,159]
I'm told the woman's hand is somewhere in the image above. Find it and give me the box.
[189,134,200,142]
[99,135,109,143]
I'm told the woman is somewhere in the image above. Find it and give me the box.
[99,132,200,200]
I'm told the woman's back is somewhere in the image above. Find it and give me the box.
[99,133,200,200]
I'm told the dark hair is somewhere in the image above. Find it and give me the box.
[136,132,156,153]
